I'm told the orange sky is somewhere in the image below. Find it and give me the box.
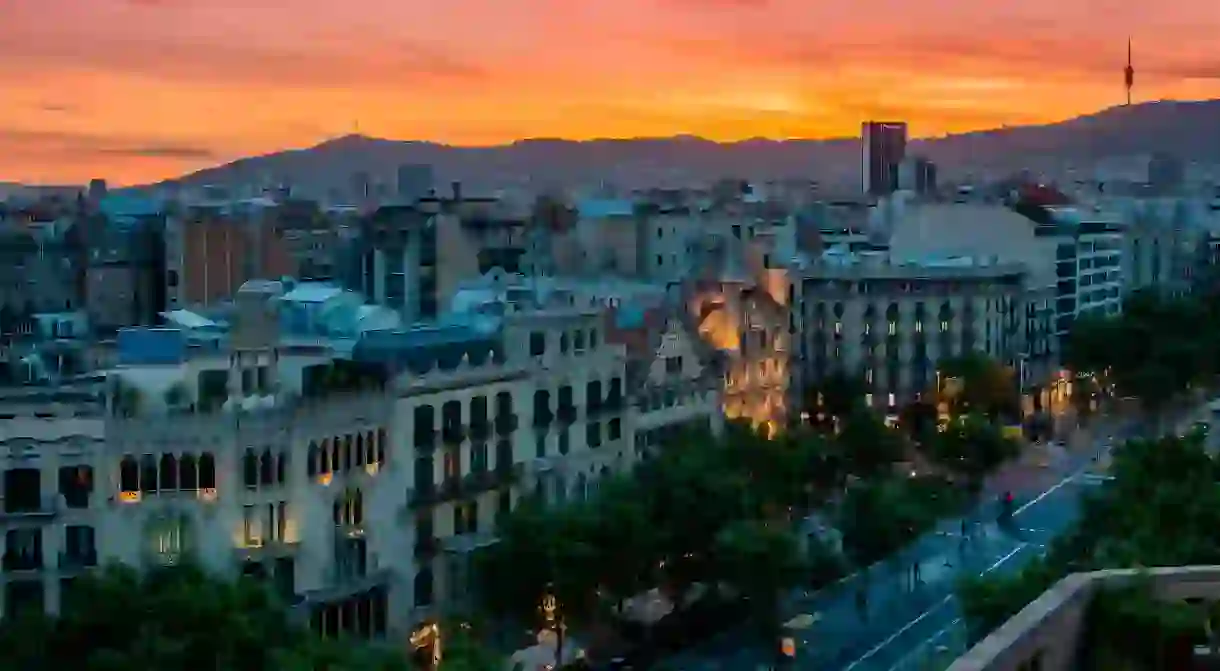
[3,0,1220,185]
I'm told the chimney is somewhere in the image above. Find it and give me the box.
[451,181,463,202]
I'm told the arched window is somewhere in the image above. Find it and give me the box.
[331,438,341,473]
[179,454,198,490]
[352,489,364,526]
[260,449,274,485]
[355,433,365,467]
[199,453,216,489]
[365,431,376,465]
[276,452,287,484]
[342,435,353,471]
[243,449,258,488]
[119,456,139,493]
[376,429,387,465]
[413,568,434,606]
[308,442,319,477]
[159,454,179,491]
[320,439,332,474]
[140,455,158,494]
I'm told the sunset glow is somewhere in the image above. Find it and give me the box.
[3,0,1219,184]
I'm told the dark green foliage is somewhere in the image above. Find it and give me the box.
[0,563,412,671]
[957,433,1220,647]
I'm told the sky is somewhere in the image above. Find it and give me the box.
[3,0,1220,185]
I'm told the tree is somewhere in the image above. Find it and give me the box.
[835,479,917,567]
[0,563,410,671]
[836,407,905,479]
[710,520,806,633]
[937,353,1020,421]
[958,433,1220,646]
[924,413,1019,493]
[897,399,939,446]
[804,371,867,429]
[582,477,658,611]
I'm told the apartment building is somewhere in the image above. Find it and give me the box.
[165,200,296,310]
[792,248,1026,417]
[0,277,722,637]
[348,185,531,323]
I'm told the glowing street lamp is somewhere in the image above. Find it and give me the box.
[539,583,566,667]
[409,621,442,670]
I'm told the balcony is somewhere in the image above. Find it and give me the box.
[557,404,577,424]
[495,413,519,434]
[58,550,98,573]
[413,427,436,450]
[441,423,466,445]
[440,531,500,555]
[0,496,60,521]
[438,477,462,501]
[461,470,497,495]
[3,551,43,572]
[945,566,1220,671]
[533,409,553,428]
[494,462,523,486]
[469,419,492,441]
[408,484,439,509]
[414,535,439,560]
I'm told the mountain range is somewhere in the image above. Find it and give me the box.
[149,99,1220,196]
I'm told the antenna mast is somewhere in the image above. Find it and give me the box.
[1124,38,1135,106]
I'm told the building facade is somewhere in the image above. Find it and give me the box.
[793,249,1026,417]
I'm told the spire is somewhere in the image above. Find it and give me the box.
[1124,37,1135,106]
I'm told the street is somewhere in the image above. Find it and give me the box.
[659,414,1132,671]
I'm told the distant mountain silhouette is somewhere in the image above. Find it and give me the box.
[149,99,1220,196]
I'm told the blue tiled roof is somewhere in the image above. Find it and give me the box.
[615,306,647,329]
[351,326,504,376]
[577,199,634,219]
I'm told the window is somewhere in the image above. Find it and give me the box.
[608,418,621,441]
[414,568,434,607]
[414,405,435,445]
[243,450,258,488]
[58,466,93,509]
[529,331,546,357]
[665,357,682,374]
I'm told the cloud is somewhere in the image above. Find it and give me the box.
[0,32,487,90]
[35,101,78,114]
[660,0,770,9]
[0,128,214,160]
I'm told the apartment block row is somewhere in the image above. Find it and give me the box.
[0,278,723,640]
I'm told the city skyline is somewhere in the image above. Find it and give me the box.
[3,0,1220,184]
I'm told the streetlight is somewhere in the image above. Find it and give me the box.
[409,621,442,670]
[540,583,566,668]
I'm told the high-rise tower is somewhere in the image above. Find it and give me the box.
[1124,38,1135,106]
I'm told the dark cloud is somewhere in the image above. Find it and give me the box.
[96,145,215,159]
[36,102,78,114]
[0,128,214,160]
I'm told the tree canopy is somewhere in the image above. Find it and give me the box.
[957,432,1220,644]
[1062,290,1217,426]
[0,563,413,671]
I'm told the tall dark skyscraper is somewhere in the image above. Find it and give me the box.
[862,121,908,196]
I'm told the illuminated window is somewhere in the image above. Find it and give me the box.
[864,393,873,407]
[863,323,871,335]
[940,320,949,332]
[888,393,896,407]
[865,369,874,384]
[888,321,897,336]
[834,322,842,334]
[915,321,923,333]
